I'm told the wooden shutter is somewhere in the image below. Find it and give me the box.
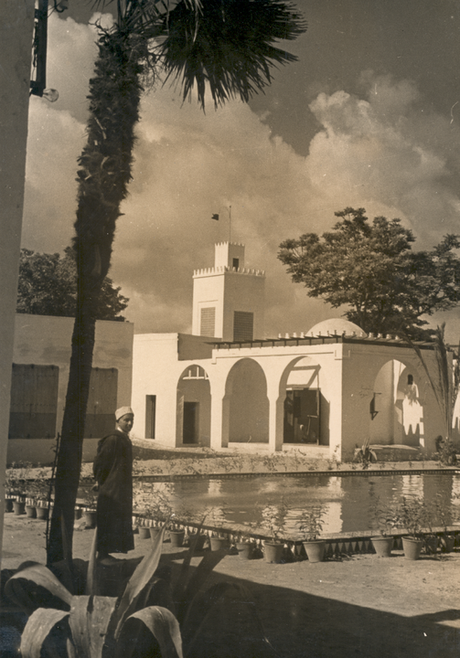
[84,368,118,438]
[9,364,59,438]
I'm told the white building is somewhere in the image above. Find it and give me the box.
[9,314,133,465]
[132,243,450,461]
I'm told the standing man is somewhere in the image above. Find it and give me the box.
[93,406,135,561]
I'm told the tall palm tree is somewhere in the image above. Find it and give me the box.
[48,0,306,567]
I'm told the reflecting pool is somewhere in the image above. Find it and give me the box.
[135,472,460,536]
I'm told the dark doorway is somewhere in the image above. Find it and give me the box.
[145,395,156,439]
[284,389,321,444]
[183,401,199,444]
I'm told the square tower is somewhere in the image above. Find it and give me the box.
[192,243,265,341]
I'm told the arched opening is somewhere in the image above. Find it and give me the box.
[370,360,425,447]
[282,357,330,445]
[176,365,211,446]
[225,359,269,443]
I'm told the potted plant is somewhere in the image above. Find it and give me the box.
[82,487,98,529]
[433,494,455,553]
[206,507,230,551]
[178,509,208,551]
[261,501,288,563]
[138,520,152,540]
[4,465,18,512]
[25,497,37,518]
[234,527,255,560]
[297,506,326,562]
[28,469,51,521]
[369,494,397,558]
[6,462,31,515]
[396,496,428,560]
[134,482,173,542]
[168,524,186,547]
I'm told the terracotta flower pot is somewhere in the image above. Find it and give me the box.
[5,498,14,513]
[303,540,326,563]
[74,507,82,520]
[169,529,185,547]
[371,536,393,558]
[402,536,423,561]
[138,526,151,539]
[149,527,162,541]
[25,505,37,519]
[236,541,252,559]
[210,536,229,552]
[13,500,25,516]
[189,533,206,551]
[83,510,97,529]
[441,535,455,553]
[263,541,284,563]
[36,506,49,521]
[424,536,438,555]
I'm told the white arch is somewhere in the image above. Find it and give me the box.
[176,364,211,447]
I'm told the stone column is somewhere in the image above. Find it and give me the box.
[0,0,35,568]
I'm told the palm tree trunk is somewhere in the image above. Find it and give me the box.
[47,26,143,567]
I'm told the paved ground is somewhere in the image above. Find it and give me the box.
[1,511,459,657]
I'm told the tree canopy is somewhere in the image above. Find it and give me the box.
[17,247,128,320]
[278,207,460,338]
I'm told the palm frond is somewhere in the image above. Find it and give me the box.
[159,0,306,108]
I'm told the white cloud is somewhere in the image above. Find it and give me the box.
[22,18,460,337]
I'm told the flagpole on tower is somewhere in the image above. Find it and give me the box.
[228,205,232,243]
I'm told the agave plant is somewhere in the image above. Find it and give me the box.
[5,524,272,657]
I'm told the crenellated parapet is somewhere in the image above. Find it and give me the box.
[193,265,265,277]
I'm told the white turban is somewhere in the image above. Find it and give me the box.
[115,406,134,421]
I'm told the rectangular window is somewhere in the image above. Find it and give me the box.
[200,307,216,336]
[145,395,156,439]
[9,364,59,438]
[233,311,254,341]
[232,258,239,270]
[84,368,118,438]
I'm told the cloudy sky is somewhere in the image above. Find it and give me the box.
[22,0,460,339]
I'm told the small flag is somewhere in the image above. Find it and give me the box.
[212,213,219,221]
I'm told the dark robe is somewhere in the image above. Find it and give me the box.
[93,429,134,555]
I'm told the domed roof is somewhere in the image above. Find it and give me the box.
[307,318,364,337]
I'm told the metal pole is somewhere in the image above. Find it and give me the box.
[228,205,232,243]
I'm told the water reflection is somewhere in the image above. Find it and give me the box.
[137,473,460,536]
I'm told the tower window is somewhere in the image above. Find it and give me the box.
[200,307,216,336]
[232,258,239,270]
[233,311,253,341]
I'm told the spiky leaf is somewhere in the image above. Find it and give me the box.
[113,523,167,637]
[20,608,70,658]
[5,564,73,614]
[85,528,99,596]
[175,549,227,624]
[68,595,118,658]
[117,606,183,658]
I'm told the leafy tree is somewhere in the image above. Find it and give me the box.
[48,0,306,568]
[278,207,460,337]
[17,247,128,320]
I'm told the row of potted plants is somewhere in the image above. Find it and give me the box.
[369,494,459,560]
[6,466,458,564]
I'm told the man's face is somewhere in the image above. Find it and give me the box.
[117,414,134,433]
